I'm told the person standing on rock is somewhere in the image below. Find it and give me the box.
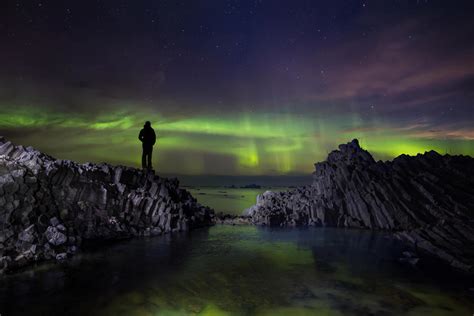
[138,121,156,170]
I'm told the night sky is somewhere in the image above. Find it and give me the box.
[1,0,473,176]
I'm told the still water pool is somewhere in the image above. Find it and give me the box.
[1,225,473,315]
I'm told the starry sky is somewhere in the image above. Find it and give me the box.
[0,0,473,176]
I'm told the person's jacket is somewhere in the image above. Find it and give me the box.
[138,127,156,146]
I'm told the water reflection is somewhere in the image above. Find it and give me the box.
[0,226,472,315]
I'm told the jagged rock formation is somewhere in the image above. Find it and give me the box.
[246,139,474,272]
[0,137,214,273]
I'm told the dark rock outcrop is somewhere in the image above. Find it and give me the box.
[246,139,474,272]
[215,212,252,225]
[0,137,214,273]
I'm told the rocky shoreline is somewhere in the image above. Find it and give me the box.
[0,137,214,274]
[245,139,474,273]
[2,137,473,274]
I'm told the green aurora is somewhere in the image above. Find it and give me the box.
[1,0,473,177]
[1,105,472,175]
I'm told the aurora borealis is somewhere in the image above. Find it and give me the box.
[1,1,473,176]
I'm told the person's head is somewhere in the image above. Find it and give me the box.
[144,121,151,128]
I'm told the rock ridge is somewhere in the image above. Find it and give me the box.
[246,139,474,272]
[0,137,214,273]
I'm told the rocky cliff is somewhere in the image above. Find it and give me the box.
[246,139,474,272]
[0,137,214,273]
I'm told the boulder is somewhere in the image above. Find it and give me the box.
[45,226,67,246]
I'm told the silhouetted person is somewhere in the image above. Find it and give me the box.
[138,121,156,170]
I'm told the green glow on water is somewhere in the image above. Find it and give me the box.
[1,225,472,315]
[74,225,472,316]
[187,188,272,215]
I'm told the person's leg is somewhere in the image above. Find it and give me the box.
[142,147,147,169]
[147,148,153,169]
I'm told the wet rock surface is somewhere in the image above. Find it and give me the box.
[246,139,474,272]
[0,137,214,273]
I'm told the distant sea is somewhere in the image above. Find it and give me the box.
[186,187,290,215]
[161,174,312,187]
[159,174,311,215]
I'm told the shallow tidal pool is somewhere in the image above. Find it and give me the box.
[1,225,473,316]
